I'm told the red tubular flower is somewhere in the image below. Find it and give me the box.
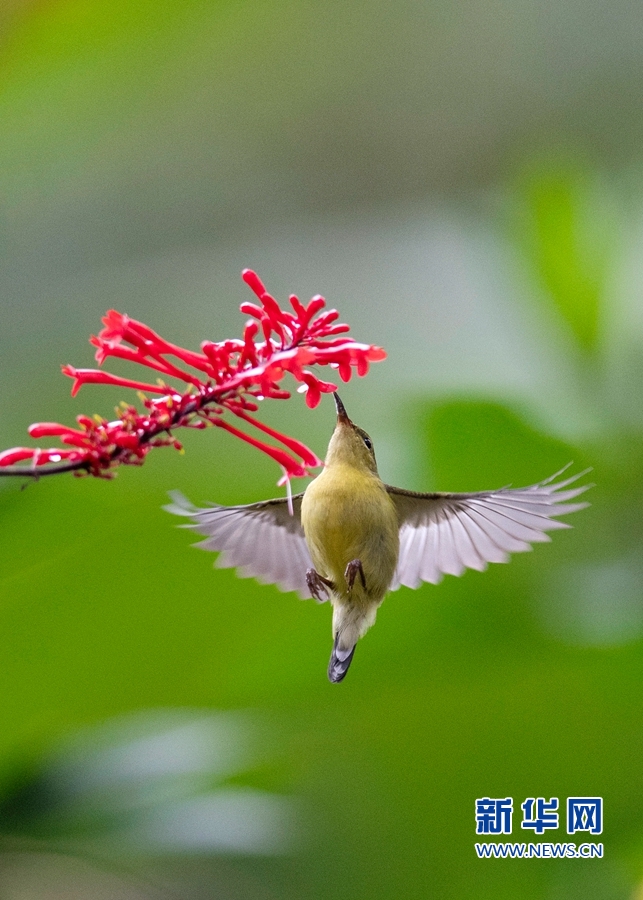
[0,270,386,481]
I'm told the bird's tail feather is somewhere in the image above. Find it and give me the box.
[328,635,356,683]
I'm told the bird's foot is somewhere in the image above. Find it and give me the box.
[344,558,366,592]
[306,568,334,603]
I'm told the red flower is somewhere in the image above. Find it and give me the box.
[0,270,386,481]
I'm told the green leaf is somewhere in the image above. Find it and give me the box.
[422,397,584,492]
[514,162,612,356]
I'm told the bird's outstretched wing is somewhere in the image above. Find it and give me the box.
[386,466,591,589]
[164,492,315,599]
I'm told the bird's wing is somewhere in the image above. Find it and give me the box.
[164,492,315,600]
[386,466,591,589]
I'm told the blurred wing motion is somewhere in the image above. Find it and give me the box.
[387,466,591,590]
[165,492,314,599]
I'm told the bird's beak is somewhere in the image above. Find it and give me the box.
[334,392,351,426]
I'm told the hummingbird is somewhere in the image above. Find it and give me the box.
[166,394,590,682]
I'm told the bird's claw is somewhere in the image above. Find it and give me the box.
[306,568,334,603]
[345,558,366,592]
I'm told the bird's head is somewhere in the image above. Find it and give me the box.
[325,393,378,473]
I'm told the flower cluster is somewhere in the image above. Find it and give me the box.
[0,270,386,481]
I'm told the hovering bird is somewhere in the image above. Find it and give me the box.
[166,394,590,683]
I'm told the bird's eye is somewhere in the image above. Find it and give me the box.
[363,436,372,450]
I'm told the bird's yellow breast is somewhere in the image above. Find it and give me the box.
[301,463,399,604]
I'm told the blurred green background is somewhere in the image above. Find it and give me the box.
[1,1,643,897]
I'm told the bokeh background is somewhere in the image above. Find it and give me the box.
[1,1,643,897]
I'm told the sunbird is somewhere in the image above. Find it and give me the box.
[167,394,590,682]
